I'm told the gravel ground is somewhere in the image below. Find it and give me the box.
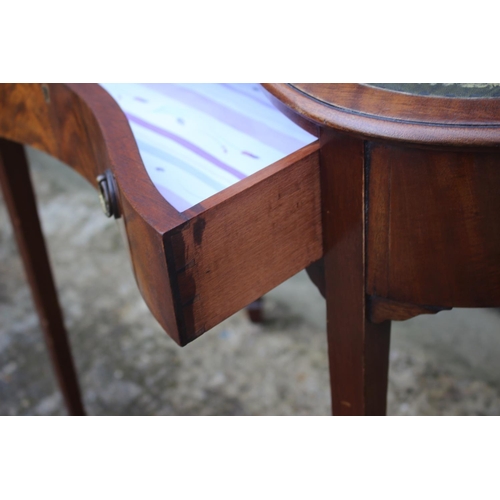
[1,147,500,415]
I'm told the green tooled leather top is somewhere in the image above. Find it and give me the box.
[367,83,500,98]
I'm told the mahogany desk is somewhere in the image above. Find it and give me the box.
[2,83,500,415]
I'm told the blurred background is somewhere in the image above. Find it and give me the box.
[1,147,500,415]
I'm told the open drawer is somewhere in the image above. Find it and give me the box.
[0,83,322,346]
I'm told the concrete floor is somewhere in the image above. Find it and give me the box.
[1,147,500,415]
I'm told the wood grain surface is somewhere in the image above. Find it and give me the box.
[166,143,321,344]
[366,142,500,309]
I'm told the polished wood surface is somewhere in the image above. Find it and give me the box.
[0,138,85,415]
[366,142,500,311]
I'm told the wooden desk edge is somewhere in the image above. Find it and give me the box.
[262,83,500,148]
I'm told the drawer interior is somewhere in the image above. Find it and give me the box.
[101,83,317,212]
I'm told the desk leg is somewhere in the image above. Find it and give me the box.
[0,139,85,416]
[321,132,391,416]
[246,297,264,323]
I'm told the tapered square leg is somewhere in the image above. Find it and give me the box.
[320,131,391,416]
[0,138,85,415]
